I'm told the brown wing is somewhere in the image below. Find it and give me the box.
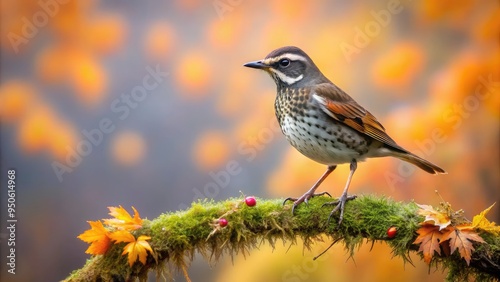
[312,83,404,151]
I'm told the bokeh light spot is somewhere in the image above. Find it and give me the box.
[0,81,36,122]
[192,130,230,171]
[111,131,147,166]
[144,21,176,61]
[175,51,212,98]
[371,42,425,90]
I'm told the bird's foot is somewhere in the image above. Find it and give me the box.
[322,193,357,225]
[283,191,331,214]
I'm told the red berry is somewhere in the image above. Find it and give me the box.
[245,196,257,207]
[387,226,397,238]
[218,218,228,227]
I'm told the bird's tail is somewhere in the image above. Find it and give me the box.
[393,151,447,175]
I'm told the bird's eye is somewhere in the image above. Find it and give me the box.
[279,59,290,68]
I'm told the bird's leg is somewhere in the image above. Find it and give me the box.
[323,159,358,225]
[284,165,336,214]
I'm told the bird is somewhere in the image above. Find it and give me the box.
[244,46,446,224]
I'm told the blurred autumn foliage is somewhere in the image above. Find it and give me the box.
[0,0,498,281]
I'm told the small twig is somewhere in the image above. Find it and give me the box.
[313,237,341,260]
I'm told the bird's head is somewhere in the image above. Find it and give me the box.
[244,46,328,88]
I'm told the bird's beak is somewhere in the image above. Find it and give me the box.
[243,60,268,69]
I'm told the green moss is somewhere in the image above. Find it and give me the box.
[64,195,499,282]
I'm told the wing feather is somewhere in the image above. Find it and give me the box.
[312,83,404,151]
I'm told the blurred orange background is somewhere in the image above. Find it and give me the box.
[0,0,498,281]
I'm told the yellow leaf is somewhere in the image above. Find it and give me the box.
[104,206,143,230]
[122,235,153,266]
[417,204,451,230]
[472,203,500,235]
[77,221,111,255]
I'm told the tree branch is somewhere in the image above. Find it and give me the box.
[64,195,500,281]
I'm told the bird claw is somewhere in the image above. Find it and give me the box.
[283,191,332,214]
[323,194,357,225]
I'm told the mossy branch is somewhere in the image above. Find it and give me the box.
[65,195,500,282]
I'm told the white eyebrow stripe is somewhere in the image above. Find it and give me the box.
[262,53,308,65]
[270,69,304,85]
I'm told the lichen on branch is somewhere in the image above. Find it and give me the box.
[65,195,500,282]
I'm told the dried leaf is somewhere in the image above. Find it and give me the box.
[104,206,143,230]
[122,235,154,266]
[417,204,451,230]
[77,221,111,255]
[442,225,485,265]
[472,203,500,235]
[413,224,444,264]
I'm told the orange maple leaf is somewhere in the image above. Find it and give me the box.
[77,220,112,255]
[109,230,135,243]
[121,235,154,266]
[442,225,485,265]
[104,206,143,230]
[417,204,451,230]
[413,224,445,264]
